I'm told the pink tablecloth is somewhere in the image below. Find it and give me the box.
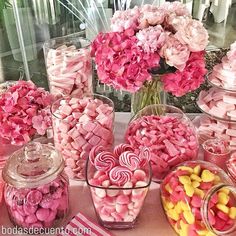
[0,113,174,236]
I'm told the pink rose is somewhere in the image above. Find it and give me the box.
[111,6,140,32]
[136,25,167,53]
[160,35,190,71]
[138,4,165,29]
[162,51,207,97]
[165,14,191,32]
[175,19,208,52]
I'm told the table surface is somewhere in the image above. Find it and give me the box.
[0,112,175,236]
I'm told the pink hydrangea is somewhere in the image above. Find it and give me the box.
[138,4,166,29]
[175,19,209,52]
[161,51,207,97]
[160,35,190,71]
[0,81,53,145]
[136,25,167,53]
[92,31,160,92]
[111,6,140,33]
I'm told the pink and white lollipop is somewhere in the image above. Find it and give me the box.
[109,166,132,186]
[89,146,106,165]
[94,151,117,172]
[138,147,151,167]
[119,151,141,171]
[114,144,134,157]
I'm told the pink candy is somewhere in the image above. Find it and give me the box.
[197,88,236,121]
[125,115,198,181]
[94,151,117,172]
[52,96,114,180]
[4,175,69,229]
[109,166,132,186]
[46,44,92,97]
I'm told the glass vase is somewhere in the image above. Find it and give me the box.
[161,161,236,236]
[131,74,166,115]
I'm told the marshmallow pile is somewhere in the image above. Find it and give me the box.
[161,162,236,236]
[125,115,198,181]
[196,115,236,149]
[4,175,69,229]
[88,144,151,224]
[208,41,236,90]
[46,44,92,97]
[197,87,236,121]
[52,96,114,180]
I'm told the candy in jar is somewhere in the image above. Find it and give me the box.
[2,142,69,231]
[125,104,199,182]
[161,161,236,236]
[44,35,92,98]
[86,144,152,229]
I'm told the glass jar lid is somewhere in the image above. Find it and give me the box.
[2,142,64,188]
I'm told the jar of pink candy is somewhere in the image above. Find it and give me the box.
[2,142,69,231]
[125,104,199,182]
[44,33,92,98]
[86,144,152,229]
[161,161,236,236]
[51,94,114,180]
[226,152,236,183]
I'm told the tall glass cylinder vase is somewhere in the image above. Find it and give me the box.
[131,74,166,115]
[44,33,93,98]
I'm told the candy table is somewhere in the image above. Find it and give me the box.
[0,113,202,236]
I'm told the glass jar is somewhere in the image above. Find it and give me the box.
[51,94,114,180]
[226,152,236,183]
[125,104,199,182]
[161,161,236,236]
[86,145,152,229]
[2,142,69,231]
[0,172,4,207]
[44,33,93,98]
[202,138,230,171]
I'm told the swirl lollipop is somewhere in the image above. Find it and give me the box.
[119,151,141,171]
[109,166,132,186]
[89,146,105,165]
[139,147,151,167]
[114,144,134,157]
[94,151,117,172]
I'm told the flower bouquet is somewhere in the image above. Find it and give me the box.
[91,1,208,114]
[0,80,52,169]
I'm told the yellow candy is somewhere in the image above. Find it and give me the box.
[190,174,202,182]
[180,220,189,236]
[179,201,190,211]
[197,230,209,235]
[179,176,191,185]
[184,184,194,197]
[167,209,179,221]
[206,232,216,236]
[229,207,236,219]
[194,188,205,198]
[191,181,200,188]
[165,201,175,210]
[165,184,173,194]
[218,192,230,205]
[183,210,195,224]
[175,202,183,214]
[216,204,229,214]
[220,187,230,195]
[193,165,201,175]
[178,166,194,173]
[201,170,215,182]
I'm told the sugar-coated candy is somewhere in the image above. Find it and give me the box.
[46,44,92,97]
[161,162,236,236]
[4,175,69,229]
[125,115,198,180]
[52,96,114,179]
